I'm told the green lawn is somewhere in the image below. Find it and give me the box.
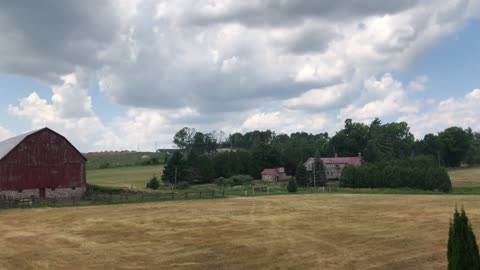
[87,165,164,189]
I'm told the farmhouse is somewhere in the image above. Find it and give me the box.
[0,128,87,199]
[304,155,363,180]
[261,167,288,182]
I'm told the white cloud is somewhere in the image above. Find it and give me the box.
[0,126,14,141]
[400,88,480,137]
[408,75,429,92]
[1,0,479,150]
[241,110,334,134]
[51,71,94,118]
[339,73,419,123]
[8,92,121,151]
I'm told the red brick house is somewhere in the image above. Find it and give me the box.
[0,128,87,199]
[304,155,363,180]
[261,167,288,182]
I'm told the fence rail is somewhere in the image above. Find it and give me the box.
[0,190,225,210]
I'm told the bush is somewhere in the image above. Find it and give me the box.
[339,164,452,192]
[176,181,190,190]
[215,177,233,188]
[146,176,160,190]
[448,207,480,269]
[229,175,253,186]
[86,184,127,194]
[287,178,298,193]
[99,162,111,169]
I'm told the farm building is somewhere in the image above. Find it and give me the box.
[304,155,363,180]
[0,128,87,199]
[261,167,288,182]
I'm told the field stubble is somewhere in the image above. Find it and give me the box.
[1,194,479,270]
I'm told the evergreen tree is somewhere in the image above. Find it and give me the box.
[146,176,160,190]
[295,163,309,187]
[448,207,480,270]
[287,178,298,193]
[162,152,186,185]
[310,157,327,186]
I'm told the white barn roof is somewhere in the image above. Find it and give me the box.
[0,129,41,160]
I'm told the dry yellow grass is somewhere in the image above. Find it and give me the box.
[1,194,480,270]
[449,167,480,187]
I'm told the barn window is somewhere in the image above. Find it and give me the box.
[72,187,76,190]
[17,189,22,193]
[51,188,56,191]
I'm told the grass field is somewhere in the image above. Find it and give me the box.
[449,167,480,187]
[85,152,165,170]
[87,165,164,189]
[1,194,479,270]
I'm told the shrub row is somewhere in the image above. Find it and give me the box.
[215,174,254,187]
[86,184,129,194]
[340,165,452,192]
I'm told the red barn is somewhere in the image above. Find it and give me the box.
[0,128,87,199]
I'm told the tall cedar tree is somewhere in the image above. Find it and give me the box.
[295,163,309,187]
[287,178,298,193]
[448,207,480,270]
[311,157,327,186]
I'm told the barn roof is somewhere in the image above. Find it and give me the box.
[0,128,87,161]
[0,129,40,160]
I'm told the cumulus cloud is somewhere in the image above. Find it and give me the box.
[338,73,420,123]
[408,75,429,92]
[401,89,480,137]
[0,126,14,141]
[8,92,121,151]
[0,0,479,149]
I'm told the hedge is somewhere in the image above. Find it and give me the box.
[340,165,452,192]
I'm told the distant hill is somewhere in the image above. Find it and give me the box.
[85,151,166,170]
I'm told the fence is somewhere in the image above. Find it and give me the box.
[0,190,225,210]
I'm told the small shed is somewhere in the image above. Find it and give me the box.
[261,167,288,182]
[0,128,87,199]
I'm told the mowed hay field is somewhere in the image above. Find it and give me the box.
[2,194,480,270]
[87,165,164,189]
[449,167,480,187]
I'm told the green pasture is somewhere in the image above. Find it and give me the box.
[87,165,164,189]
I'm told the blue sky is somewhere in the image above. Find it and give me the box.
[0,1,479,151]
[398,19,480,101]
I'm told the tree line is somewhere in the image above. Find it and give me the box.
[161,119,480,186]
[339,161,452,192]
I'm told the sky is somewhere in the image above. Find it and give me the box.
[0,0,479,152]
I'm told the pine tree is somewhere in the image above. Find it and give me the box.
[312,157,327,186]
[146,176,160,190]
[295,163,309,187]
[287,178,298,193]
[448,207,480,270]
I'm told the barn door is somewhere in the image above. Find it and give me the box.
[39,188,46,198]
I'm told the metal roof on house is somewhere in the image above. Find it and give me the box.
[0,129,41,160]
[261,167,285,175]
[304,156,363,166]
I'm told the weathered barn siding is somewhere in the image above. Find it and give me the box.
[0,128,86,199]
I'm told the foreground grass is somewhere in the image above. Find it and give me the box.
[87,165,164,189]
[1,194,480,270]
